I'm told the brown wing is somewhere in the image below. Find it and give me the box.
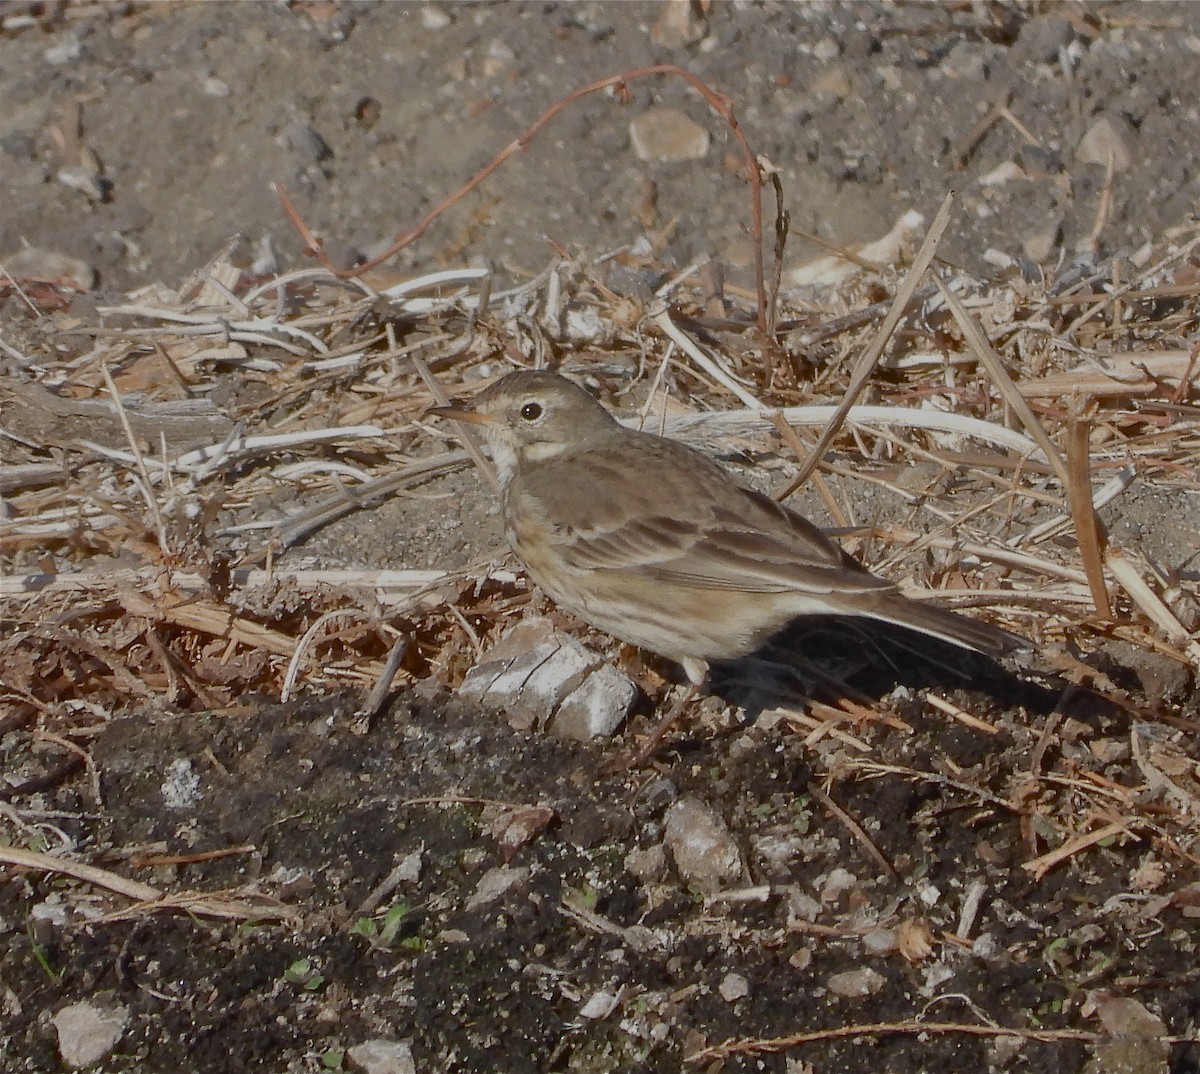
[512,430,894,597]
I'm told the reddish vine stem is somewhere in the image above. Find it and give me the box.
[274,64,776,369]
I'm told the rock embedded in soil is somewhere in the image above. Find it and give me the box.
[663,796,744,891]
[51,998,129,1069]
[465,864,530,910]
[718,972,751,1002]
[458,616,635,740]
[827,967,885,999]
[1077,113,1136,172]
[346,1039,416,1074]
[629,106,710,163]
[578,988,621,1021]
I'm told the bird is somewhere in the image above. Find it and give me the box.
[431,369,1020,750]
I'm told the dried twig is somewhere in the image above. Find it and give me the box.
[276,64,775,355]
[779,192,955,497]
[0,845,295,923]
[687,1019,1110,1065]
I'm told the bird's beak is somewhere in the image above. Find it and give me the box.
[426,402,495,427]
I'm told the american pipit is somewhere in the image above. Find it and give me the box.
[432,370,1019,744]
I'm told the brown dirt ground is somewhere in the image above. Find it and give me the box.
[2,3,1200,1074]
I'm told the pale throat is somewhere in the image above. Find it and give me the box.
[483,434,570,486]
[483,435,519,486]
[518,439,572,464]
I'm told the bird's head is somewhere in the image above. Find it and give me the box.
[429,370,616,481]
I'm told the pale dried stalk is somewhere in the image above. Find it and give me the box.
[1021,819,1141,881]
[1,567,455,601]
[1066,415,1113,619]
[281,607,373,703]
[659,405,1043,458]
[786,191,955,493]
[0,845,294,923]
[1106,550,1200,666]
[650,307,762,410]
[934,275,1071,488]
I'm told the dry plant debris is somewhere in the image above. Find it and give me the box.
[2,205,1198,1069]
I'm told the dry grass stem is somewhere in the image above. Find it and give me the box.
[1066,414,1114,618]
[687,1019,1116,1065]
[782,191,955,496]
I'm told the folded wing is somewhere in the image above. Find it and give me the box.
[523,434,894,598]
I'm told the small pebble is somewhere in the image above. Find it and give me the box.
[862,927,899,956]
[578,989,621,1021]
[1077,114,1135,172]
[465,865,529,910]
[52,1000,128,1069]
[664,797,743,891]
[279,122,332,162]
[827,968,885,999]
[346,1039,416,1074]
[719,972,750,1002]
[630,107,709,163]
[421,5,451,31]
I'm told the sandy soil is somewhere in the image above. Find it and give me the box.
[4,2,1200,294]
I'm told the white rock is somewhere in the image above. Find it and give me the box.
[346,1039,416,1074]
[751,833,806,865]
[52,1000,128,1069]
[861,927,899,956]
[810,65,853,99]
[1023,224,1061,263]
[921,961,955,994]
[56,166,106,202]
[420,5,451,31]
[465,865,529,910]
[649,0,707,49]
[785,887,822,923]
[972,932,998,959]
[563,305,609,343]
[978,160,1026,187]
[624,844,667,882]
[813,36,840,61]
[30,896,69,928]
[982,247,1014,269]
[548,662,637,741]
[481,39,515,77]
[578,989,621,1021]
[719,972,751,1002]
[459,617,634,740]
[819,867,858,905]
[279,122,331,162]
[44,36,84,64]
[161,757,201,810]
[395,849,423,884]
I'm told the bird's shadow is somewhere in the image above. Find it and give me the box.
[700,616,1063,725]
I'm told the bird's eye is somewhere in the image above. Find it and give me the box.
[520,401,543,421]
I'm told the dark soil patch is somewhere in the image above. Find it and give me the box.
[4,664,1198,1071]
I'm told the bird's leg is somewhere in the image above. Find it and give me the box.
[625,657,707,767]
[626,682,699,767]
